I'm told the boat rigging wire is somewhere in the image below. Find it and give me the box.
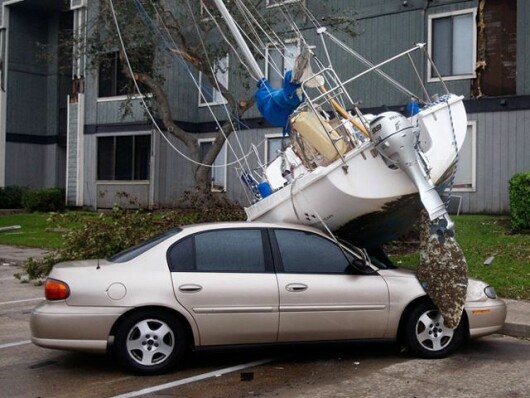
[182,0,253,173]
[109,0,258,171]
[233,0,298,80]
[146,0,257,172]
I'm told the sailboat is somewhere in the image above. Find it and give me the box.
[210,0,467,249]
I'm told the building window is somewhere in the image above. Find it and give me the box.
[97,135,151,181]
[198,55,228,106]
[266,42,300,88]
[428,9,476,81]
[199,139,227,192]
[265,134,283,163]
[98,52,129,98]
[98,50,152,99]
[451,121,476,192]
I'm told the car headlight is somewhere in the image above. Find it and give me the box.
[484,286,497,299]
[466,280,487,301]
[466,280,498,301]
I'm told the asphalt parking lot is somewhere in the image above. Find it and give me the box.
[1,260,529,398]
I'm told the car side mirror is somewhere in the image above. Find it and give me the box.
[345,258,368,274]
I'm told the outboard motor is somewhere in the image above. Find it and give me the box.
[370,112,454,236]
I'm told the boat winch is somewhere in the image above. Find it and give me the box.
[370,112,454,236]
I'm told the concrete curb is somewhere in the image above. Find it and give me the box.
[502,322,530,339]
[501,299,530,339]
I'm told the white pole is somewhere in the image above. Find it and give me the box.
[212,0,263,81]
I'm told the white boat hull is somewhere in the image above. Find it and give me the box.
[245,95,467,247]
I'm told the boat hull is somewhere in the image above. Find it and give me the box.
[245,95,467,248]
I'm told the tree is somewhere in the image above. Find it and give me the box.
[86,0,358,206]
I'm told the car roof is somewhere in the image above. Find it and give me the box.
[178,221,328,236]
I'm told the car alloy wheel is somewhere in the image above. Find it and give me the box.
[405,300,464,359]
[115,310,186,375]
[126,318,175,366]
[414,309,454,351]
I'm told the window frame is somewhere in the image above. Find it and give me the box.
[447,120,476,193]
[166,227,274,273]
[96,132,152,182]
[96,51,152,102]
[264,133,283,164]
[97,51,129,100]
[198,55,229,107]
[427,8,477,82]
[265,40,300,88]
[198,138,228,192]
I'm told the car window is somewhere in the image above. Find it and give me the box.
[274,229,353,274]
[108,228,182,263]
[167,229,267,273]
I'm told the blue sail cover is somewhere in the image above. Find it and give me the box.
[255,70,302,131]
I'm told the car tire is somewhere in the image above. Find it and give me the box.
[405,300,465,359]
[115,309,186,375]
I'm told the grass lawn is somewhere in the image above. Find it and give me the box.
[0,212,94,249]
[0,212,528,300]
[389,215,530,300]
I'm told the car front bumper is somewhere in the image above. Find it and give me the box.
[30,300,129,353]
[465,298,507,338]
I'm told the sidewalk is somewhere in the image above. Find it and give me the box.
[0,244,49,266]
[0,244,527,338]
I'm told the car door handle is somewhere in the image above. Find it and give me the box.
[178,284,203,293]
[285,283,308,292]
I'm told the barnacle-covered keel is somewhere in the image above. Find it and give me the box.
[417,209,468,329]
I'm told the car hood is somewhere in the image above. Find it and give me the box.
[377,267,417,278]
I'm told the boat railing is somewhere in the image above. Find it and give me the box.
[289,39,457,165]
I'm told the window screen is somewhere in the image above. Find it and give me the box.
[274,229,352,274]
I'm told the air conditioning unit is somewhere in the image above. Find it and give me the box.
[70,0,86,10]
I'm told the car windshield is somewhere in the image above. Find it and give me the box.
[108,228,182,263]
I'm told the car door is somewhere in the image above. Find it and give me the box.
[272,228,389,342]
[168,228,279,346]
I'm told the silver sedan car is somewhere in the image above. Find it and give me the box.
[31,222,506,375]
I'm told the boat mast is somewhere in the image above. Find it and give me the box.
[212,0,263,81]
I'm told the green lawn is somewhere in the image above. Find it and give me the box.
[0,212,94,249]
[389,215,530,300]
[0,212,528,300]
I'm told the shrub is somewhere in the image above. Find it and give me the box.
[22,205,246,279]
[22,188,65,212]
[0,186,28,209]
[509,171,530,231]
